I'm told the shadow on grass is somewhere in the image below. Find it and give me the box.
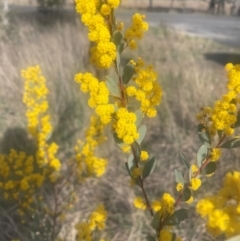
[10,7,78,27]
[0,127,38,241]
[204,52,240,66]
[0,127,37,155]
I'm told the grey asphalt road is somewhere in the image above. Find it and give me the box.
[9,5,240,49]
[116,9,240,49]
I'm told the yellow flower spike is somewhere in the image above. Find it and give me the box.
[74,115,107,179]
[113,108,139,145]
[196,198,214,217]
[126,86,137,97]
[191,164,199,175]
[134,197,146,210]
[124,13,148,42]
[22,65,61,180]
[176,183,183,192]
[224,126,234,135]
[160,193,175,215]
[158,229,172,241]
[131,167,142,178]
[100,4,111,16]
[190,178,201,191]
[140,151,149,161]
[89,204,107,230]
[197,63,240,137]
[151,200,161,212]
[116,21,124,31]
[107,0,120,9]
[128,39,137,50]
[49,158,61,172]
[225,63,234,71]
[210,148,221,161]
[121,145,131,153]
[208,210,229,231]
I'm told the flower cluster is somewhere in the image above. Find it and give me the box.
[133,197,146,210]
[210,148,221,161]
[113,108,139,145]
[75,72,115,124]
[0,150,44,215]
[196,171,240,239]
[124,13,149,50]
[158,228,182,241]
[134,194,182,241]
[197,63,240,136]
[75,0,118,68]
[22,66,61,173]
[151,193,175,216]
[22,65,49,138]
[0,66,63,218]
[74,74,142,149]
[75,204,107,241]
[140,150,149,161]
[189,177,201,191]
[175,165,201,205]
[126,58,162,118]
[74,115,108,179]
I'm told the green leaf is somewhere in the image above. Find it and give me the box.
[220,137,240,148]
[165,209,188,226]
[182,187,192,202]
[128,154,134,167]
[125,162,140,186]
[112,31,124,52]
[234,111,240,128]
[142,157,156,180]
[171,233,177,241]
[115,51,121,72]
[178,151,190,169]
[125,162,131,176]
[146,236,156,241]
[112,31,123,46]
[225,235,240,241]
[132,141,141,162]
[135,109,143,127]
[204,161,217,175]
[137,125,147,144]
[106,76,121,98]
[197,144,208,168]
[113,132,124,148]
[197,124,211,148]
[151,211,160,232]
[188,166,192,181]
[112,31,124,70]
[174,169,184,185]
[122,62,135,85]
[127,154,136,172]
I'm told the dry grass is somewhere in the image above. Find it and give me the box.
[1,7,240,241]
[0,10,89,151]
